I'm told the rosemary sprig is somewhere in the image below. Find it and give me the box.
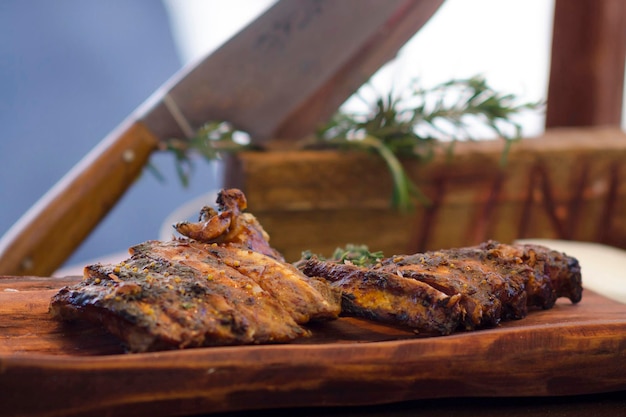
[159,121,253,187]
[318,133,430,209]
[158,75,542,210]
[313,75,542,211]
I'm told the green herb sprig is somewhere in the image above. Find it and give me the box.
[331,244,385,267]
[157,121,253,187]
[159,75,542,210]
[312,75,542,211]
[299,244,384,267]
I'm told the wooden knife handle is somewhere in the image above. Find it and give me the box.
[0,120,160,276]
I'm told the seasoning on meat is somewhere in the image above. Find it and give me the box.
[49,189,341,352]
[298,240,582,335]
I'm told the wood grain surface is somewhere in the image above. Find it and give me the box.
[546,0,626,128]
[1,275,626,417]
[225,127,626,262]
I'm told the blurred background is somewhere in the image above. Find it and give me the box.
[3,0,620,270]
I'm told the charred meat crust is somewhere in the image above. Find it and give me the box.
[50,241,319,352]
[298,240,583,335]
[173,189,284,261]
[50,186,583,349]
[202,244,341,323]
[50,189,343,352]
[300,257,463,335]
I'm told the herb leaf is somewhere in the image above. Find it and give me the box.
[158,76,542,210]
[299,244,384,267]
[158,121,253,186]
[313,75,542,211]
[331,244,385,267]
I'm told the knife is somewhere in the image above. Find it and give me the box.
[0,0,444,276]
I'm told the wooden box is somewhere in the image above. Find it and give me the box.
[225,127,626,261]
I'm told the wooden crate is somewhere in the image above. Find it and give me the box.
[224,127,626,261]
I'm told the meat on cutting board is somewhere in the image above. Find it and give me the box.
[50,189,341,352]
[298,241,583,335]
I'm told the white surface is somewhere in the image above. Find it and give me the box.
[517,239,626,304]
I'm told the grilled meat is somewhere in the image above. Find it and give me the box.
[50,189,341,352]
[173,188,284,261]
[301,258,463,335]
[50,186,583,349]
[299,241,582,334]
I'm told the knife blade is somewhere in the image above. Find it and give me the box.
[0,0,444,276]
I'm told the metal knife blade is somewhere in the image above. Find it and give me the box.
[0,0,444,275]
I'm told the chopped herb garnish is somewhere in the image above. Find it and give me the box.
[301,244,385,267]
[331,244,385,267]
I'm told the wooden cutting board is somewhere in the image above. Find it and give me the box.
[1,275,626,417]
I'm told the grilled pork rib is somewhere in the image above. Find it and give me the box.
[50,187,584,349]
[301,258,463,335]
[50,189,341,352]
[299,241,582,334]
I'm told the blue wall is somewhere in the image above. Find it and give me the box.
[0,0,222,268]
